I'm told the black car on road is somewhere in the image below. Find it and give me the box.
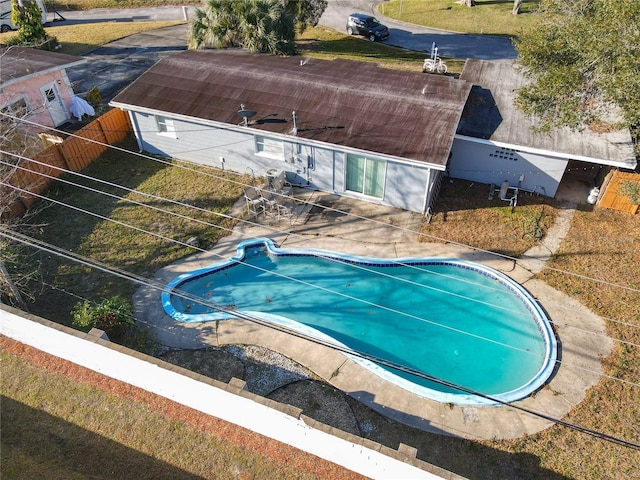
[346,13,390,42]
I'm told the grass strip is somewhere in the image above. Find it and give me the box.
[1,337,366,480]
[379,0,542,37]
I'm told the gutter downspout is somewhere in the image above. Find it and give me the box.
[422,168,433,215]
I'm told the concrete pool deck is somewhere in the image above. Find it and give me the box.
[134,187,613,440]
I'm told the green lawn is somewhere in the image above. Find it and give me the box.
[297,26,465,74]
[18,137,253,327]
[0,21,185,56]
[379,0,542,37]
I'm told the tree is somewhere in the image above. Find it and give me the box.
[0,66,49,308]
[512,0,523,14]
[515,0,640,145]
[188,0,327,54]
[189,0,293,54]
[284,0,327,33]
[10,0,55,49]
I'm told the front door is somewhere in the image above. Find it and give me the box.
[40,83,68,126]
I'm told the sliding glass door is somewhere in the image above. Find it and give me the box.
[345,154,386,198]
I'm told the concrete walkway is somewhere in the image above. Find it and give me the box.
[134,189,612,441]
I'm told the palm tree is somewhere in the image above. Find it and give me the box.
[189,0,296,55]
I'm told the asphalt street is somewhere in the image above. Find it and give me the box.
[323,0,516,59]
[54,1,517,101]
[53,1,517,59]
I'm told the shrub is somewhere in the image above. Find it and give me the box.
[72,295,135,342]
[11,0,58,49]
[85,87,102,109]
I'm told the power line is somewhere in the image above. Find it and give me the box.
[2,161,637,357]
[0,153,559,322]
[0,112,597,275]
[3,150,640,342]
[2,206,639,387]
[0,183,552,359]
[3,152,640,359]
[3,122,640,297]
[2,227,639,451]
[3,118,639,372]
[3,116,640,447]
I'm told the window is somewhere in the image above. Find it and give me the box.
[44,87,56,102]
[155,115,176,137]
[345,154,386,198]
[1,98,32,123]
[255,135,284,160]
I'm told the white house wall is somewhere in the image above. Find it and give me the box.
[131,112,261,174]
[307,145,335,192]
[129,111,436,214]
[449,138,569,197]
[384,162,434,212]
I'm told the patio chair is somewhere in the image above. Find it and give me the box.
[260,189,281,220]
[244,186,266,217]
[272,192,295,224]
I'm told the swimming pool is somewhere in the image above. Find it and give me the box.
[162,238,557,406]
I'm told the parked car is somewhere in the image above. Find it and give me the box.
[346,13,389,42]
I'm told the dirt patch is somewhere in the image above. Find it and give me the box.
[160,345,317,396]
[159,347,245,383]
[268,380,361,436]
[158,346,385,440]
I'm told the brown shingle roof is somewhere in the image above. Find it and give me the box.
[0,46,85,88]
[111,50,472,167]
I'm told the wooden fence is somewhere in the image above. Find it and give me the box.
[598,170,640,215]
[1,108,132,220]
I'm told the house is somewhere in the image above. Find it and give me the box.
[0,46,85,128]
[110,49,473,214]
[110,51,636,214]
[450,59,637,198]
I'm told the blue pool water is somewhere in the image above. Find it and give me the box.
[162,238,557,405]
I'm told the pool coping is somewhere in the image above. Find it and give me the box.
[161,237,558,408]
[133,193,613,440]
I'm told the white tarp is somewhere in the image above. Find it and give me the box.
[69,96,95,120]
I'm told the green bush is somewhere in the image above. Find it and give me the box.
[10,0,58,49]
[72,295,134,342]
[85,87,102,109]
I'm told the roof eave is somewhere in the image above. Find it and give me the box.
[111,101,448,170]
[1,58,87,90]
[455,134,638,170]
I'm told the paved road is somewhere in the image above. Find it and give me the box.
[57,1,517,101]
[52,1,517,60]
[322,0,516,60]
